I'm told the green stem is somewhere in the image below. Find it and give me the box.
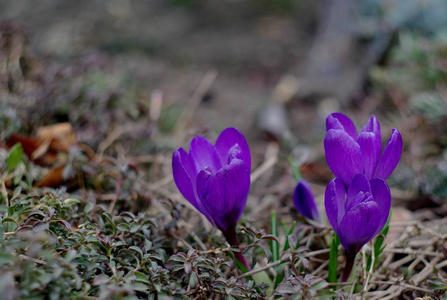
[221,227,250,271]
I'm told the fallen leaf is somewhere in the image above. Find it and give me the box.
[6,123,77,165]
[30,139,51,161]
[7,134,42,158]
[34,164,66,188]
[37,122,76,151]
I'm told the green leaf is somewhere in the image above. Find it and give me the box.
[129,246,144,259]
[251,265,274,287]
[84,202,94,214]
[130,222,141,233]
[309,276,329,291]
[102,212,117,236]
[10,186,22,202]
[7,143,24,172]
[117,223,130,232]
[134,271,150,284]
[1,217,18,226]
[275,282,296,294]
[328,233,340,283]
[132,282,149,292]
[63,198,80,205]
[188,272,199,288]
[144,239,152,251]
[270,211,279,262]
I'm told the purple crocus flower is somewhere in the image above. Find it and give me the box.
[325,173,391,281]
[293,179,320,222]
[325,113,403,186]
[172,127,251,269]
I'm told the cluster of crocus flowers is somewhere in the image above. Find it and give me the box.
[172,127,251,269]
[171,113,402,281]
[324,113,402,281]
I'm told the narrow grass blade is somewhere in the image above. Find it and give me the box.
[328,233,340,283]
[288,156,302,182]
[367,209,392,269]
[270,211,279,262]
[373,209,392,267]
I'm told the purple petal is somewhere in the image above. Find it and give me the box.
[196,159,250,231]
[293,180,320,222]
[357,131,382,179]
[189,136,222,174]
[215,127,251,169]
[370,178,391,235]
[338,201,381,255]
[375,129,403,179]
[346,174,371,211]
[178,148,196,180]
[172,149,200,211]
[360,115,381,138]
[324,129,364,185]
[326,113,358,140]
[324,178,346,231]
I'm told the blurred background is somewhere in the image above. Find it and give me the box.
[1,0,447,209]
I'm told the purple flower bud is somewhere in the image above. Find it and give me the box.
[293,180,320,222]
[172,127,251,232]
[324,113,403,186]
[325,173,391,280]
[172,128,251,270]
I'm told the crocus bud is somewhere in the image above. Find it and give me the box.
[325,174,391,281]
[293,179,320,222]
[172,127,251,269]
[324,113,403,186]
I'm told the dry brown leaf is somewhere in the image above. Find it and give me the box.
[6,134,58,165]
[6,123,77,165]
[30,139,51,161]
[7,134,45,158]
[34,164,66,188]
[37,122,76,151]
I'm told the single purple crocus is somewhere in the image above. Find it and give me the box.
[172,127,251,269]
[293,179,320,222]
[325,173,391,281]
[325,113,403,186]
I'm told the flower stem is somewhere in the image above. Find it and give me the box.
[221,227,250,271]
[342,252,356,282]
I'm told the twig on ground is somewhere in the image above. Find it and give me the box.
[384,248,444,258]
